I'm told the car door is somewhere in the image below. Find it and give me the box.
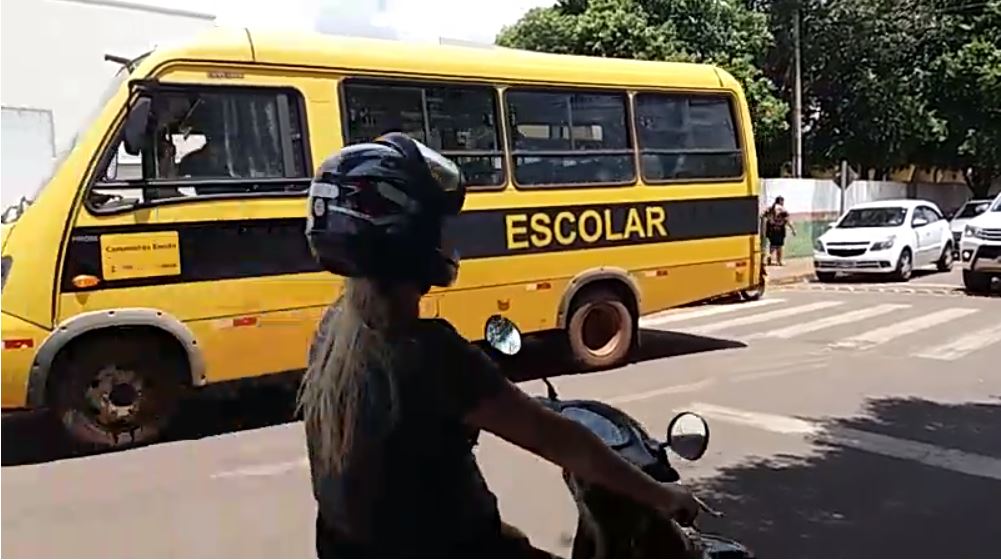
[916,206,943,264]
[923,205,949,261]
[910,207,934,264]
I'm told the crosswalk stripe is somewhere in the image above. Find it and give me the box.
[830,307,979,351]
[912,322,1001,361]
[751,303,910,340]
[639,298,784,327]
[687,301,843,335]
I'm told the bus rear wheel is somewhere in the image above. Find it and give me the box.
[50,332,185,450]
[567,288,635,370]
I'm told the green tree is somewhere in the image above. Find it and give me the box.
[761,0,949,175]
[923,1,1001,197]
[761,0,1000,193]
[496,0,789,158]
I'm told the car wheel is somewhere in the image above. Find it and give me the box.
[893,248,913,282]
[50,332,186,450]
[816,271,837,283]
[963,269,992,293]
[567,288,635,370]
[936,244,954,272]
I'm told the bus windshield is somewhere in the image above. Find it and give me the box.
[2,55,145,223]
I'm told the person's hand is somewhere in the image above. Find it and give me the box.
[657,483,701,526]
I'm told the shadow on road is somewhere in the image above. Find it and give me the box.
[500,328,745,383]
[4,327,743,466]
[2,379,300,467]
[818,269,946,284]
[693,397,1001,558]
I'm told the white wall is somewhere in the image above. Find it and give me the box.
[1,0,215,205]
[760,178,999,218]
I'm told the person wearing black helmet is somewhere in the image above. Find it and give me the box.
[299,132,699,558]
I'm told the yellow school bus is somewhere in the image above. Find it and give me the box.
[0,28,762,448]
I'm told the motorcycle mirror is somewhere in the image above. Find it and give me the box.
[666,412,710,461]
[484,314,522,356]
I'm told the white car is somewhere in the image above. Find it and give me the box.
[959,193,1001,293]
[814,199,953,282]
[948,198,994,257]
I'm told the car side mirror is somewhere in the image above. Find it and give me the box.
[123,96,152,156]
[826,221,837,230]
[912,217,929,228]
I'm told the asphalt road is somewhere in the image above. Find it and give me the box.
[3,276,999,558]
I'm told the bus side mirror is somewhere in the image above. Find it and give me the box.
[123,96,152,156]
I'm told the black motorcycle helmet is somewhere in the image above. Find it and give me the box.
[305,132,466,290]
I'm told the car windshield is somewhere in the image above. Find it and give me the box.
[837,207,907,228]
[992,197,1001,212]
[956,201,991,218]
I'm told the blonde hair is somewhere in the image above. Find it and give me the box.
[297,278,403,475]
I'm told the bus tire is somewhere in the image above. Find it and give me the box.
[739,283,765,301]
[566,288,635,370]
[49,330,186,450]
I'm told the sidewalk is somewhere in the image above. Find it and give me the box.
[765,256,815,286]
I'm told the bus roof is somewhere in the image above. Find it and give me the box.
[143,27,735,91]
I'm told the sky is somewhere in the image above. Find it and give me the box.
[126,0,554,45]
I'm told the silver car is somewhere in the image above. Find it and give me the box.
[949,198,994,256]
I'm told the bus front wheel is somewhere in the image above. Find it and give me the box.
[567,288,635,370]
[49,331,185,450]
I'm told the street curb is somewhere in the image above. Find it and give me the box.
[766,271,816,286]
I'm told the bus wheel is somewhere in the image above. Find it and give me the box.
[740,283,765,301]
[50,332,185,450]
[567,289,635,370]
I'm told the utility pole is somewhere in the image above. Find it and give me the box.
[791,7,803,178]
[840,160,848,214]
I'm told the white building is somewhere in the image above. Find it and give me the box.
[1,0,216,210]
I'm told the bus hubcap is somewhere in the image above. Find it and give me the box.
[86,366,144,425]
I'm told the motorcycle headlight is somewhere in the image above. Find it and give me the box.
[965,225,983,239]
[870,236,896,251]
[814,238,825,253]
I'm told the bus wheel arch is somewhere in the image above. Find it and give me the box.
[29,309,204,449]
[558,269,640,370]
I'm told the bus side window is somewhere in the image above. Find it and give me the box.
[88,87,310,211]
[634,93,743,182]
[505,89,634,188]
[342,81,505,189]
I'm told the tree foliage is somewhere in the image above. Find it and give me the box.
[924,2,1001,196]
[764,0,1000,193]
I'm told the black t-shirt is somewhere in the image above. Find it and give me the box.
[305,304,508,555]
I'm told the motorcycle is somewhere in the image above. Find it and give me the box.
[483,315,753,559]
